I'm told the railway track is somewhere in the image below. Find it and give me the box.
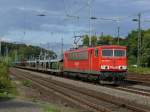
[10,69,112,112]
[104,81,150,97]
[10,68,150,112]
[15,66,150,98]
[114,86,150,97]
[16,66,150,85]
[127,74,150,85]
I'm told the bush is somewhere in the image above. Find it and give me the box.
[22,80,32,87]
[0,59,12,94]
[128,66,150,74]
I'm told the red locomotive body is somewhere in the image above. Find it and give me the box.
[64,45,127,82]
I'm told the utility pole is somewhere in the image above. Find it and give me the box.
[39,44,42,60]
[61,37,63,59]
[101,32,104,37]
[88,0,92,46]
[133,13,142,67]
[0,39,1,57]
[5,45,8,57]
[137,13,141,67]
[116,18,120,45]
[117,26,120,45]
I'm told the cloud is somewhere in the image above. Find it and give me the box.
[0,36,12,42]
[41,24,88,33]
[0,0,149,44]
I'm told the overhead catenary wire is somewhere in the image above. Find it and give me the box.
[63,0,69,16]
[34,1,150,38]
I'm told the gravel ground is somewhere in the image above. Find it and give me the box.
[0,99,43,112]
[130,85,150,91]
[9,70,86,112]
[0,75,44,112]
[18,68,150,108]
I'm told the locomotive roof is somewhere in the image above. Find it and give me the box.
[100,45,127,49]
[65,45,126,53]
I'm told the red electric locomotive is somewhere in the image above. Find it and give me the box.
[64,45,127,83]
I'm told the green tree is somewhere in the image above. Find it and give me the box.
[97,35,113,45]
[127,30,138,58]
[127,29,149,66]
[82,35,89,46]
[141,30,150,66]
[1,42,56,61]
[91,35,97,46]
[82,35,97,46]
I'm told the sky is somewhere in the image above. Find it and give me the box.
[0,0,150,44]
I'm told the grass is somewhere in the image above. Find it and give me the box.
[128,66,150,75]
[22,80,32,87]
[43,104,60,112]
[0,57,17,99]
[40,103,80,112]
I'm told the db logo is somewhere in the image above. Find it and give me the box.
[102,60,110,62]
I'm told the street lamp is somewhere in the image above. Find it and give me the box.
[132,13,141,67]
[90,16,97,46]
[132,19,138,21]
[90,17,97,20]
[117,25,120,45]
[37,14,46,17]
[37,14,46,60]
[115,18,121,45]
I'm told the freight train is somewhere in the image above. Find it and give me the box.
[15,45,127,84]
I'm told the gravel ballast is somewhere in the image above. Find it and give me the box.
[17,68,150,108]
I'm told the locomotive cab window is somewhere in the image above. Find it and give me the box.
[102,50,113,56]
[114,50,126,57]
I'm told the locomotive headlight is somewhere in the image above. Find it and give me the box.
[101,66,109,69]
[119,66,127,70]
